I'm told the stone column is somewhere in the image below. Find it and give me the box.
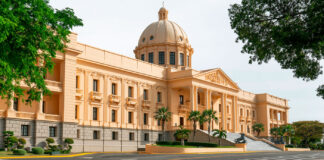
[6,94,16,117]
[36,93,45,120]
[190,86,194,111]
[233,96,238,132]
[221,93,226,130]
[205,88,208,109]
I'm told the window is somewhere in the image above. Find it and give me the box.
[77,129,80,138]
[75,105,78,119]
[143,89,148,100]
[128,112,133,123]
[180,53,184,66]
[76,76,79,88]
[129,132,135,141]
[219,104,222,112]
[179,95,184,105]
[197,92,201,104]
[93,79,98,92]
[112,131,118,140]
[128,86,133,97]
[93,130,100,139]
[49,127,56,137]
[157,120,161,126]
[93,107,98,120]
[148,52,154,63]
[158,134,163,141]
[247,110,250,117]
[158,52,165,64]
[157,92,161,103]
[112,83,116,95]
[240,108,243,116]
[180,117,184,126]
[150,35,154,40]
[187,55,190,67]
[144,133,149,141]
[141,54,145,61]
[42,101,46,113]
[21,125,29,136]
[13,97,18,111]
[169,52,175,65]
[144,113,148,125]
[111,110,116,122]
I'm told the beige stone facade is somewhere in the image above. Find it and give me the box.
[0,7,289,152]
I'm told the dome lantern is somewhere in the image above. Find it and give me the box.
[158,7,168,20]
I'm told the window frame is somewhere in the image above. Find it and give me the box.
[128,112,133,124]
[158,52,165,65]
[21,125,29,136]
[141,54,145,61]
[13,97,18,111]
[93,130,100,140]
[157,92,161,103]
[112,131,118,140]
[143,89,148,100]
[143,113,148,125]
[179,95,184,105]
[112,83,117,95]
[49,126,57,137]
[169,52,175,65]
[111,109,116,122]
[144,133,149,142]
[148,52,154,63]
[129,132,135,141]
[93,79,98,92]
[180,53,184,66]
[128,86,133,98]
[93,107,98,121]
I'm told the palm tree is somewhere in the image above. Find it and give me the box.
[212,129,227,146]
[282,124,295,144]
[252,123,265,137]
[154,107,172,141]
[202,109,218,142]
[270,127,280,143]
[188,111,201,141]
[174,126,191,146]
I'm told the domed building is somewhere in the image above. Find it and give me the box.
[0,7,290,152]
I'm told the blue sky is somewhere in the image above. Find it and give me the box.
[50,0,324,122]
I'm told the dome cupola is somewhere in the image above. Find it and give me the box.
[134,7,193,69]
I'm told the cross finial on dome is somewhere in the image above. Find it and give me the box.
[158,5,168,20]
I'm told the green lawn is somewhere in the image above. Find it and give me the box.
[156,144,235,148]
[0,151,35,157]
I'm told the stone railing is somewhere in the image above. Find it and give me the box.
[75,88,83,99]
[109,95,120,104]
[90,91,102,101]
[246,116,252,122]
[126,97,137,105]
[239,116,245,122]
[142,100,151,109]
[178,104,189,113]
[44,114,61,121]
[16,111,35,119]
[45,80,63,92]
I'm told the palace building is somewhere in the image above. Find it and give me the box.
[0,7,289,152]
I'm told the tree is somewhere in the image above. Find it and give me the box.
[229,0,324,99]
[212,129,227,146]
[281,124,295,144]
[0,0,83,104]
[292,121,323,147]
[202,109,218,142]
[188,111,201,141]
[270,127,280,143]
[3,131,16,151]
[174,126,191,146]
[154,107,172,141]
[252,123,265,137]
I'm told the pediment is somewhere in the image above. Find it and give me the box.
[195,68,240,90]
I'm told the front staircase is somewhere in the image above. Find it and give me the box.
[202,130,281,151]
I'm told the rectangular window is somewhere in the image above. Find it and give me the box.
[128,112,133,124]
[112,131,118,140]
[76,76,79,88]
[128,86,133,97]
[93,130,100,139]
[112,83,116,95]
[144,113,148,125]
[141,54,145,61]
[129,132,135,141]
[180,53,184,66]
[148,52,154,63]
[158,133,163,141]
[179,95,184,105]
[49,127,56,137]
[143,89,148,100]
[77,129,80,138]
[21,125,29,136]
[75,105,78,119]
[158,120,161,126]
[180,117,184,126]
[93,79,98,92]
[42,101,45,113]
[93,107,98,120]
[157,92,161,103]
[13,97,18,111]
[187,55,189,67]
[159,52,165,64]
[111,110,116,122]
[169,52,175,65]
[144,133,149,141]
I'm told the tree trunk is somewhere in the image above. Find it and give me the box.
[208,121,211,142]
[219,139,221,146]
[181,139,185,146]
[162,120,165,141]
[193,121,196,142]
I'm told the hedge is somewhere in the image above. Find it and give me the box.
[13,149,27,155]
[32,147,44,154]
[156,141,218,147]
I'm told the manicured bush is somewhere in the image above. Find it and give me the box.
[46,138,54,144]
[17,138,26,149]
[64,138,74,144]
[32,147,44,154]
[13,149,27,155]
[156,141,218,147]
[285,144,295,148]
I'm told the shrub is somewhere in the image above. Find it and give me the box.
[46,138,54,144]
[64,138,74,144]
[285,144,295,148]
[13,149,27,155]
[32,147,44,154]
[156,141,218,147]
[17,138,26,149]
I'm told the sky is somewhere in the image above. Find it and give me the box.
[50,0,324,123]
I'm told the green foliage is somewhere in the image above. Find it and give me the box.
[17,138,26,149]
[63,138,74,153]
[212,129,227,139]
[32,147,44,154]
[252,123,265,137]
[228,0,324,99]
[64,138,74,144]
[3,131,17,151]
[201,109,218,142]
[154,107,172,141]
[0,0,83,104]
[13,149,27,155]
[188,111,201,141]
[292,121,323,147]
[174,126,191,140]
[156,141,218,147]
[46,138,54,144]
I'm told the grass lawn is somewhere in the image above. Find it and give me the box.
[0,151,34,157]
[156,144,235,148]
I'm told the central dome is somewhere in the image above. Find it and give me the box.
[137,7,189,46]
